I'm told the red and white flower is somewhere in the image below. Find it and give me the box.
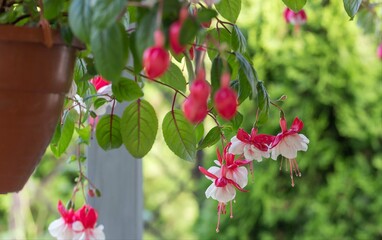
[269,117,309,186]
[229,128,274,162]
[89,76,114,116]
[284,8,307,26]
[72,205,105,240]
[48,201,77,240]
[199,146,249,232]
[49,202,105,240]
[199,148,249,203]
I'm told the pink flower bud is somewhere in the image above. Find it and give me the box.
[190,70,210,102]
[143,46,170,79]
[169,21,186,54]
[183,97,208,124]
[214,86,237,120]
[90,76,110,91]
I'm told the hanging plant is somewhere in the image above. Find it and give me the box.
[0,0,380,238]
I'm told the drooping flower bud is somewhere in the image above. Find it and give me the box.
[90,76,110,91]
[183,97,208,124]
[190,70,210,102]
[169,21,186,54]
[143,46,170,79]
[214,86,237,120]
[143,30,170,79]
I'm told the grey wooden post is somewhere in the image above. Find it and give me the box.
[87,102,143,240]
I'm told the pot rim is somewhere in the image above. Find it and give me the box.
[0,25,84,49]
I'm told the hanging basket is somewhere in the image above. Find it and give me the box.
[0,25,82,193]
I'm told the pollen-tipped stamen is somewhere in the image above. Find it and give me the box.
[292,158,302,177]
[216,202,224,233]
[288,158,295,187]
[230,201,233,219]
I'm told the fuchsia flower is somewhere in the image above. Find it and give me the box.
[284,8,307,26]
[89,76,113,116]
[48,201,77,240]
[48,201,105,240]
[72,205,105,240]
[269,117,309,187]
[229,128,274,162]
[199,146,250,232]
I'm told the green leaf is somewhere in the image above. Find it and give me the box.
[135,10,156,65]
[230,112,243,130]
[159,63,187,93]
[235,52,258,99]
[282,0,307,12]
[128,32,143,74]
[343,0,362,19]
[195,124,204,143]
[112,77,143,102]
[162,110,196,161]
[231,25,247,53]
[76,126,91,145]
[43,0,65,20]
[196,8,217,23]
[92,0,127,29]
[198,126,221,149]
[121,99,158,158]
[215,0,241,23]
[69,0,92,44]
[255,81,270,126]
[91,23,128,81]
[207,28,231,60]
[180,17,199,45]
[96,114,123,150]
[211,56,223,95]
[50,112,75,157]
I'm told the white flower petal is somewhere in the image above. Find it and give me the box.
[48,218,65,237]
[227,166,248,188]
[206,166,221,180]
[213,185,236,203]
[91,225,106,240]
[279,139,297,159]
[228,137,245,155]
[244,145,270,162]
[205,183,216,199]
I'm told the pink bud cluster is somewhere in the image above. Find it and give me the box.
[48,201,105,240]
[199,117,309,232]
[183,70,211,123]
[183,72,238,124]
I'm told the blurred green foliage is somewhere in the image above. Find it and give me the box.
[197,0,382,239]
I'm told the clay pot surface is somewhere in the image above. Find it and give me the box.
[0,25,79,193]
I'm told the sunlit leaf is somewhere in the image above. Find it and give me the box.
[162,110,196,161]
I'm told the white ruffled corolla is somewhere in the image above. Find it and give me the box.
[229,128,274,162]
[48,201,76,240]
[269,117,309,187]
[199,146,249,232]
[72,205,105,240]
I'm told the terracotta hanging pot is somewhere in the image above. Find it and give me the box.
[0,25,82,193]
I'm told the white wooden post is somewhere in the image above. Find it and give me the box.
[87,102,143,240]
